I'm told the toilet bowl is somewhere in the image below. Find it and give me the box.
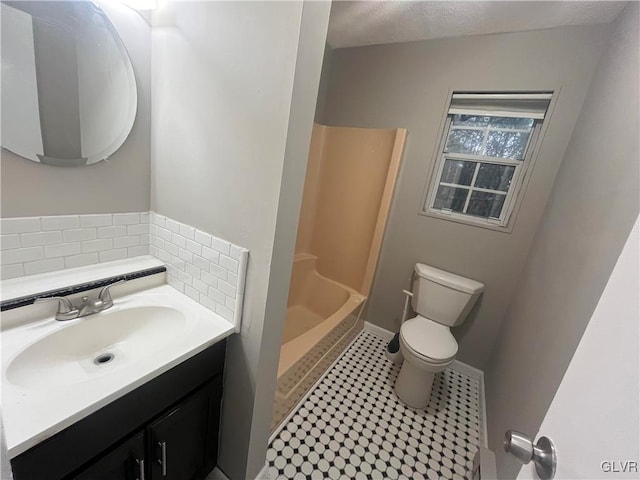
[395,315,457,408]
[393,264,483,409]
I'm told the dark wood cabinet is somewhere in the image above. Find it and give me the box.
[148,381,213,480]
[11,340,226,480]
[73,432,145,480]
[72,377,222,480]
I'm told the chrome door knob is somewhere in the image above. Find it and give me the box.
[504,430,557,480]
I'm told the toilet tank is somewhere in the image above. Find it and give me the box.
[411,264,484,327]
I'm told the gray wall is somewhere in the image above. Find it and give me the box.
[314,45,332,123]
[485,4,639,478]
[247,4,331,473]
[150,2,329,478]
[322,24,611,368]
[0,3,151,217]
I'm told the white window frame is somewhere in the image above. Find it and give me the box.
[421,93,550,231]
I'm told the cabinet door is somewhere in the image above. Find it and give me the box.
[147,381,217,480]
[73,432,145,480]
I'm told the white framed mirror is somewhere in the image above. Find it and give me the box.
[1,0,137,167]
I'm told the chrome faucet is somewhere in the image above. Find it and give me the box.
[35,280,126,321]
[33,296,78,321]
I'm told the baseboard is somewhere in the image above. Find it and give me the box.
[363,321,395,340]
[254,464,269,480]
[206,466,230,480]
[450,360,488,448]
[479,373,488,448]
[450,359,483,380]
[207,464,268,480]
[479,446,497,479]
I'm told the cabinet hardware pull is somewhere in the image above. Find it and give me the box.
[157,441,167,477]
[135,458,145,480]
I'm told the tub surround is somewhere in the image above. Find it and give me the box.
[278,254,365,379]
[1,212,249,332]
[295,124,406,295]
[1,267,234,458]
[272,254,365,429]
[272,125,406,430]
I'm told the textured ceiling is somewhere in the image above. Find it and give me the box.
[328,1,627,48]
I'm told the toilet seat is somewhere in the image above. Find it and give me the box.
[400,315,458,364]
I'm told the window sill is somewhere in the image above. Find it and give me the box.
[419,208,515,233]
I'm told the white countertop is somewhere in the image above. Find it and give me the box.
[1,283,234,457]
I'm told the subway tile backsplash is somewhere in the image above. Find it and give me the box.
[1,212,248,331]
[0,213,150,278]
[149,212,248,328]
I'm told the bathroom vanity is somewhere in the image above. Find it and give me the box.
[12,340,225,480]
[1,258,235,480]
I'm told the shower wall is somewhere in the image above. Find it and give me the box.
[272,123,405,430]
[295,123,406,295]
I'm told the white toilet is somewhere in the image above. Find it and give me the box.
[394,263,484,409]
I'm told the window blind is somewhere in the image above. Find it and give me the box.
[448,93,552,119]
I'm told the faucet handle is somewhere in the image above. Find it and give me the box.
[34,296,78,321]
[98,279,126,308]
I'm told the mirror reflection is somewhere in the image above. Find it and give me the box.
[1,1,137,166]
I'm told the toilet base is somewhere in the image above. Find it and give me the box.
[394,360,436,409]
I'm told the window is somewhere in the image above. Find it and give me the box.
[423,93,552,229]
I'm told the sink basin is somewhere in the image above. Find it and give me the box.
[2,283,235,459]
[6,306,186,389]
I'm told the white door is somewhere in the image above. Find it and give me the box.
[516,217,639,480]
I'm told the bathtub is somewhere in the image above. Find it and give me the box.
[272,253,365,429]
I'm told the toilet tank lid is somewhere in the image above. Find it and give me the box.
[414,264,484,294]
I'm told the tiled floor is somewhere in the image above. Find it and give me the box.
[267,331,481,480]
